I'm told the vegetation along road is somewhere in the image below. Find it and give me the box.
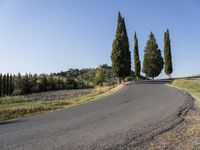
[0,80,193,150]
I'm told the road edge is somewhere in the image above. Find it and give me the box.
[120,84,194,149]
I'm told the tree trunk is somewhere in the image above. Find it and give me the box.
[136,76,139,81]
[122,78,125,83]
[118,77,122,84]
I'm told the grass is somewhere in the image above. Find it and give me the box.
[172,78,200,93]
[0,85,122,121]
[147,78,200,150]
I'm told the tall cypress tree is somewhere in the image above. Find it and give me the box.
[0,74,2,97]
[164,29,173,78]
[121,18,131,77]
[134,32,141,81]
[142,32,164,79]
[111,12,131,83]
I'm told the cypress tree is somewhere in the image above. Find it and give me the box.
[12,75,15,94]
[29,74,38,93]
[142,32,164,79]
[22,73,31,94]
[13,73,22,95]
[0,74,2,97]
[49,74,55,90]
[164,29,173,78]
[39,74,48,91]
[6,73,9,95]
[134,32,141,81]
[2,74,6,96]
[111,12,131,83]
[121,18,131,78]
[9,74,13,95]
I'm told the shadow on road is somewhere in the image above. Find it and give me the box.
[135,80,172,85]
[0,120,25,126]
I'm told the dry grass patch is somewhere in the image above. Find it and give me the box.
[0,85,122,121]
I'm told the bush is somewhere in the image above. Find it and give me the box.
[93,69,105,86]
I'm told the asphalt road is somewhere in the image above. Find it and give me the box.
[0,81,193,150]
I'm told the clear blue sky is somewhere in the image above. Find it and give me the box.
[0,0,200,78]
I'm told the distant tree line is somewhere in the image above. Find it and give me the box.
[0,64,129,97]
[55,64,117,86]
[55,64,148,87]
[111,12,173,82]
[0,73,92,97]
[0,64,126,97]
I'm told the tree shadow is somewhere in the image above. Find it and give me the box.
[136,80,172,85]
[0,120,25,126]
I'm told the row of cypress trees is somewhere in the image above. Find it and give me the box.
[111,12,173,82]
[0,74,14,97]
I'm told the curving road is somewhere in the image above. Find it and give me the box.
[0,81,193,150]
